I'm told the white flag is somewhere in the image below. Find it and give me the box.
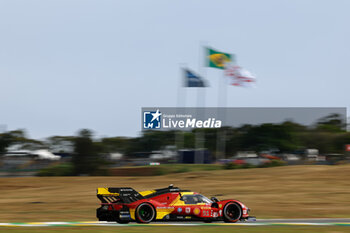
[224,64,256,87]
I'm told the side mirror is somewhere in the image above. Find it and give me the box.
[211,197,219,202]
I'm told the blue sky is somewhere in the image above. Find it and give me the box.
[0,0,349,139]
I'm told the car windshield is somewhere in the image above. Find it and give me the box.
[181,194,212,204]
[198,194,212,204]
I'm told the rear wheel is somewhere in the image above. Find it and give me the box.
[135,203,156,223]
[223,202,242,223]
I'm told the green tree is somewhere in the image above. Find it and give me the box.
[99,137,130,153]
[46,136,75,153]
[315,113,345,133]
[0,129,38,155]
[72,129,101,175]
[0,133,12,156]
[239,123,299,152]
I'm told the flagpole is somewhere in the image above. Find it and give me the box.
[216,68,226,160]
[198,42,208,108]
[200,42,208,162]
[195,42,208,163]
[195,85,201,163]
[176,64,187,150]
[205,46,233,161]
[220,71,228,160]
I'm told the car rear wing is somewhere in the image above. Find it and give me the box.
[97,187,144,203]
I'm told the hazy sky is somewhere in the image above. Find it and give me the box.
[0,0,349,139]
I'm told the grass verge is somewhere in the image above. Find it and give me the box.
[2,226,350,233]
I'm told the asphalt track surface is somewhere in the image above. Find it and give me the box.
[1,219,350,227]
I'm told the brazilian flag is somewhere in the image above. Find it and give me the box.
[206,47,234,69]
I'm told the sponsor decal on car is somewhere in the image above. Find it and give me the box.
[185,207,191,214]
[157,207,175,210]
[193,208,200,215]
[177,207,182,213]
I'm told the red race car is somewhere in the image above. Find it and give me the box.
[96,185,255,223]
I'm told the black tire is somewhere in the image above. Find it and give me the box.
[115,211,130,224]
[135,203,156,223]
[223,202,242,223]
[116,219,130,224]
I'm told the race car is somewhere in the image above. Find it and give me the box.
[96,184,254,223]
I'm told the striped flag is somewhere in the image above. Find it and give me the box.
[224,64,256,87]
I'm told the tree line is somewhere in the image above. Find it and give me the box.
[0,114,349,175]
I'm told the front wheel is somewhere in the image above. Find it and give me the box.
[223,202,242,223]
[116,219,130,224]
[135,203,156,223]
